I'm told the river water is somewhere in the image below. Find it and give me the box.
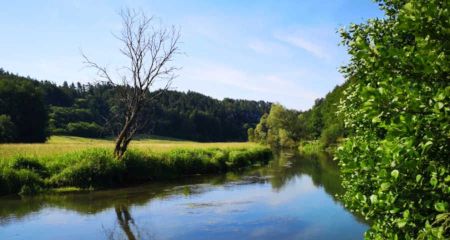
[0,152,368,240]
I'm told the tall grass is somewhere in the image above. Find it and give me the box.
[0,146,272,196]
[0,135,261,159]
[298,140,323,155]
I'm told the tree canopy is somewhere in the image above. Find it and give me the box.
[0,70,48,142]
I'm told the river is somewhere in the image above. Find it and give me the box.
[0,152,368,240]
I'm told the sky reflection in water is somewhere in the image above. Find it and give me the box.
[0,153,368,240]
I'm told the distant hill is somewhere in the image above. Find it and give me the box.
[0,68,271,142]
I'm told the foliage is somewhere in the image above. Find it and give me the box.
[298,140,323,155]
[65,122,104,138]
[337,0,449,238]
[250,83,348,149]
[0,115,17,143]
[300,83,349,147]
[248,104,301,148]
[0,72,48,142]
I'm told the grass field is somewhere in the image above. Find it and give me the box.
[0,135,261,160]
[0,136,272,196]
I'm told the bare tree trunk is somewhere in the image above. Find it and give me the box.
[83,8,180,159]
[114,110,138,158]
[114,132,134,159]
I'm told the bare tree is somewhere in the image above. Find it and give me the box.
[83,8,180,158]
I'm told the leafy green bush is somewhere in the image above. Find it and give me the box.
[0,168,44,195]
[337,0,449,239]
[66,122,104,138]
[10,156,49,178]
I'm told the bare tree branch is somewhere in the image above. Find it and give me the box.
[82,8,180,158]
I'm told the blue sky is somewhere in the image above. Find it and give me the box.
[0,0,383,110]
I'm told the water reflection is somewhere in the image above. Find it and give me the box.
[0,152,368,240]
[115,204,136,240]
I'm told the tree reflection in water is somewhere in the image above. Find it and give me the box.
[105,204,157,240]
[115,204,136,240]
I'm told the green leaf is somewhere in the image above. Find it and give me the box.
[434,202,448,212]
[380,182,390,191]
[403,2,413,12]
[391,169,399,179]
[403,210,410,219]
[422,141,433,152]
[430,177,438,187]
[372,116,381,123]
[390,208,400,214]
[445,176,450,182]
[397,220,407,228]
[416,174,422,182]
[370,194,378,204]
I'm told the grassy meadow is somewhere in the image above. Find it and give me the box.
[0,135,260,159]
[0,136,272,196]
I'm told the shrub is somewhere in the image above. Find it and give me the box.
[66,122,104,138]
[10,156,49,178]
[337,0,449,238]
[0,168,44,195]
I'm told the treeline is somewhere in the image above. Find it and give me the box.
[0,69,271,142]
[248,81,349,149]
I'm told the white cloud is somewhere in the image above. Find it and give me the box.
[248,40,289,56]
[180,58,320,110]
[275,34,330,60]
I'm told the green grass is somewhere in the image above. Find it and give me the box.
[0,135,260,159]
[298,139,341,155]
[0,136,272,196]
[298,140,323,154]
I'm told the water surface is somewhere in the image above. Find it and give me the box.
[0,152,368,239]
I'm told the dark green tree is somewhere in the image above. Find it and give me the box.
[0,76,48,142]
[0,115,17,142]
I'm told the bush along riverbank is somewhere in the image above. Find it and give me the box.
[0,146,272,196]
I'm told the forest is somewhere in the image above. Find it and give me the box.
[0,69,271,142]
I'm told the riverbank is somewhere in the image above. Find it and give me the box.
[0,136,272,196]
[298,140,340,155]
